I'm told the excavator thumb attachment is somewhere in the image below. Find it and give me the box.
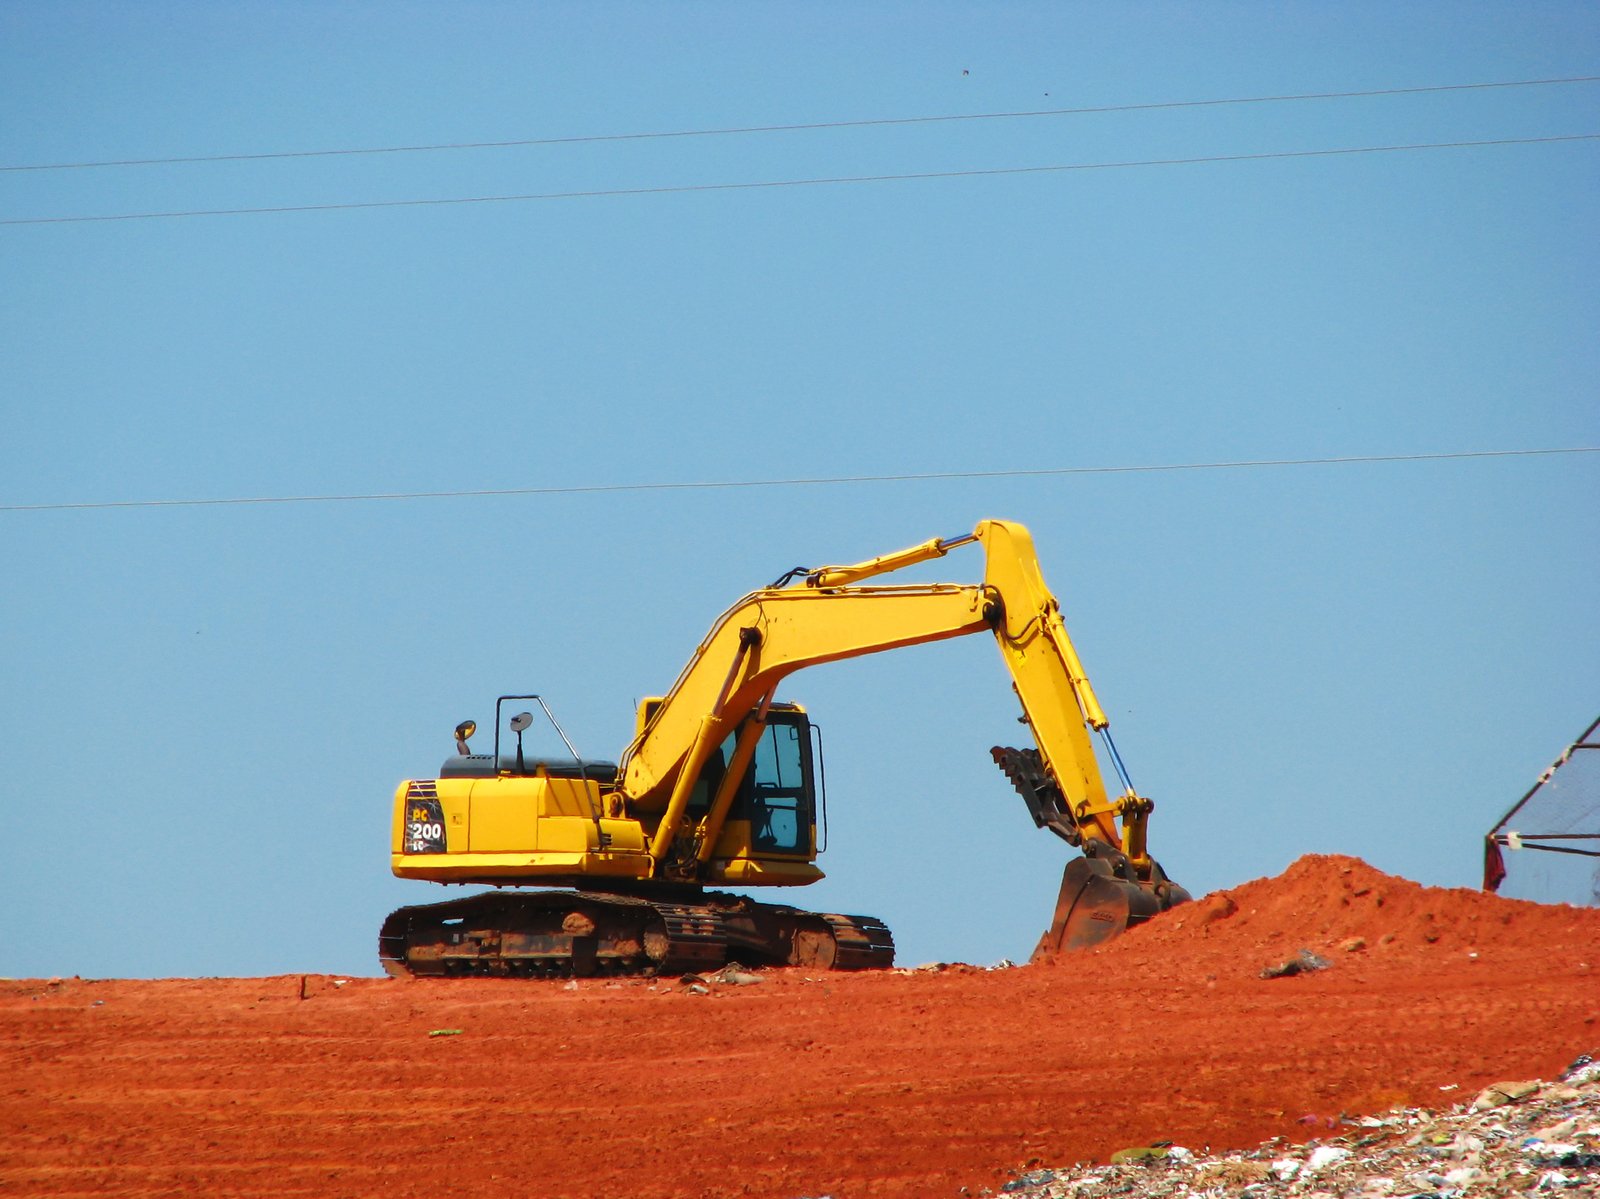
[1031,853,1190,962]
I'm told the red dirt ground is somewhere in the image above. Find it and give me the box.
[4,855,1596,1199]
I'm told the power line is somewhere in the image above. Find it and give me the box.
[5,132,1597,227]
[4,74,1597,173]
[4,447,1594,514]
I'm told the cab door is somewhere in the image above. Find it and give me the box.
[739,717,815,857]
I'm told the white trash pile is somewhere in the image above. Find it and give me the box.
[993,1054,1599,1198]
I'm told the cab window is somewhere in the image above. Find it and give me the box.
[744,720,810,854]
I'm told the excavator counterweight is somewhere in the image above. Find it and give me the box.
[380,520,1187,976]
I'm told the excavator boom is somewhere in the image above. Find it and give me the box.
[616,519,1186,954]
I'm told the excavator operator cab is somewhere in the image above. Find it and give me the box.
[738,717,812,854]
[697,710,819,859]
[641,698,822,861]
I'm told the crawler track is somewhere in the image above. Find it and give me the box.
[378,889,894,978]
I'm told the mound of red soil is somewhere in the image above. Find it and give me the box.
[3,856,1595,1198]
[1103,852,1598,965]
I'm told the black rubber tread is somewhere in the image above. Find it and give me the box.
[377,906,411,978]
[378,890,730,979]
[819,912,896,970]
[378,890,663,979]
[650,904,728,974]
[378,889,894,978]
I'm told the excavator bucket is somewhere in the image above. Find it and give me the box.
[1030,855,1181,961]
[991,747,1189,961]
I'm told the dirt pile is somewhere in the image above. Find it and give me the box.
[3,855,1596,1199]
[1135,853,1594,954]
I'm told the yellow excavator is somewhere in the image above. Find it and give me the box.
[380,519,1189,977]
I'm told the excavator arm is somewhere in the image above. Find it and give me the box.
[616,519,1188,955]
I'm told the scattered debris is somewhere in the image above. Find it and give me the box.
[1001,1169,1059,1192]
[1107,1145,1170,1164]
[1304,1144,1350,1172]
[991,1054,1600,1198]
[1565,1054,1599,1086]
[1259,948,1332,979]
[676,963,766,993]
[1471,1079,1541,1111]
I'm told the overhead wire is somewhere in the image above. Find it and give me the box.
[3,74,1597,173]
[5,133,1598,227]
[3,447,1594,514]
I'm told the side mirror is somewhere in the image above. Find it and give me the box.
[509,711,534,773]
[454,720,477,755]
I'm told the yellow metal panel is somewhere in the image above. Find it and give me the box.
[541,777,602,818]
[705,814,822,885]
[709,858,825,886]
[390,851,653,883]
[537,816,594,853]
[467,779,541,853]
[712,816,815,861]
[598,818,646,851]
[389,782,409,854]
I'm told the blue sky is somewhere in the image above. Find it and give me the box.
[3,3,1596,978]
